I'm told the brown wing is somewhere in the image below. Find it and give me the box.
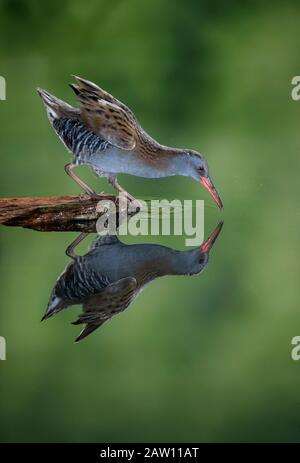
[72,76,137,122]
[70,76,137,150]
[72,277,137,342]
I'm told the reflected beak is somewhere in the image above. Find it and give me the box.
[200,221,224,253]
[200,176,223,209]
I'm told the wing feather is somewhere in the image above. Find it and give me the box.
[72,276,137,341]
[70,76,137,150]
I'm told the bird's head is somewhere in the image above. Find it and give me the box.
[183,221,223,275]
[182,149,223,209]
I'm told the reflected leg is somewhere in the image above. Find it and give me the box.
[66,232,89,258]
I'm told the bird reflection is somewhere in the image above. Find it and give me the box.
[44,221,223,342]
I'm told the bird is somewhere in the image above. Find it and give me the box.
[37,76,223,208]
[43,221,223,342]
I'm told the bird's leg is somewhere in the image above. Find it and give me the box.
[65,232,89,259]
[64,163,97,196]
[108,175,141,210]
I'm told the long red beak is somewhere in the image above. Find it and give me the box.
[200,221,223,253]
[200,177,223,209]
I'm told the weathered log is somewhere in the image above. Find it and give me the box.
[0,195,119,232]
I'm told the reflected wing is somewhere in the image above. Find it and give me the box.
[72,276,137,342]
[70,76,137,150]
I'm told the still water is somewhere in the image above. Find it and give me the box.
[1,0,300,442]
[1,198,299,443]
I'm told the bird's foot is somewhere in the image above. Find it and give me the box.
[78,192,92,201]
[129,197,143,213]
[79,191,106,201]
[96,199,113,214]
[116,191,142,212]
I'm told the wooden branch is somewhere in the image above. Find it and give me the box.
[0,194,120,232]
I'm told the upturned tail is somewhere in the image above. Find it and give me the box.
[37,87,79,122]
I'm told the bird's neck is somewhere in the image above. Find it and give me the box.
[138,131,186,166]
[149,145,191,177]
[152,143,183,159]
[167,248,202,276]
[139,247,201,279]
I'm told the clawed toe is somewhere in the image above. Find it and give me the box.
[128,197,143,212]
[89,191,105,199]
[78,193,92,201]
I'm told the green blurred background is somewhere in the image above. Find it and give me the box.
[0,0,300,443]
